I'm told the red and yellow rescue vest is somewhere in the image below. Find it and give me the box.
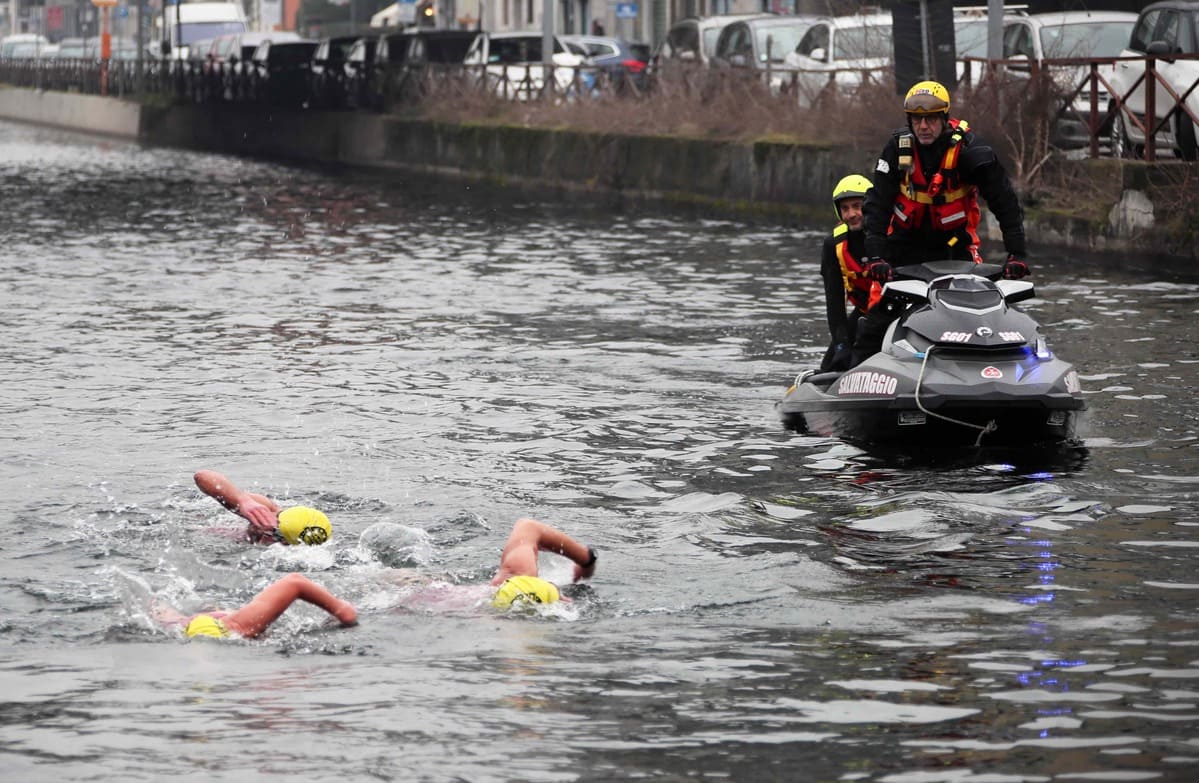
[888,119,981,248]
[834,223,883,312]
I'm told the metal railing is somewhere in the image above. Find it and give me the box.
[2,53,1196,163]
[960,53,1199,162]
[1106,53,1199,163]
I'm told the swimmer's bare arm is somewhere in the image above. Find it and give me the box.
[194,470,280,534]
[382,569,429,587]
[222,573,358,639]
[492,518,597,586]
[150,602,190,627]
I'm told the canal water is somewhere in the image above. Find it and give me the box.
[2,119,1197,782]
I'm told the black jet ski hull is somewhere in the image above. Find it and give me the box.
[780,391,1085,446]
[778,357,1087,447]
[777,262,1087,448]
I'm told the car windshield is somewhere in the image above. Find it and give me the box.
[834,24,892,61]
[427,37,474,63]
[581,42,615,57]
[387,36,412,63]
[180,22,245,46]
[272,44,315,66]
[755,25,808,62]
[489,36,558,62]
[1039,21,1134,58]
[955,20,991,58]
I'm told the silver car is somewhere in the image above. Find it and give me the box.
[711,14,820,93]
[655,14,771,67]
[1000,11,1137,150]
[1108,0,1199,160]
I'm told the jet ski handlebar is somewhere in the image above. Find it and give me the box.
[892,261,1005,283]
[883,261,1034,308]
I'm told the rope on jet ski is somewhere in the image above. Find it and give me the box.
[914,346,998,447]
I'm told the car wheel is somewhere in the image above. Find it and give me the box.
[1177,114,1198,161]
[1109,109,1138,159]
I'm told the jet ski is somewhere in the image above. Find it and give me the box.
[777,261,1087,447]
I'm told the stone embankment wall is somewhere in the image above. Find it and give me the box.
[0,87,140,137]
[1,86,1194,263]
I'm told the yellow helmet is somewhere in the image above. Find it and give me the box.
[831,174,873,219]
[904,80,951,115]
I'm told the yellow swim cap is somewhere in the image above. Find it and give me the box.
[185,615,229,639]
[491,575,561,610]
[277,506,332,546]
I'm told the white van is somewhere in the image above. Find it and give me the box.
[156,2,248,60]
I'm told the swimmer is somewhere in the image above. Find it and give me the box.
[194,470,331,546]
[410,517,597,610]
[154,573,358,640]
[489,518,597,608]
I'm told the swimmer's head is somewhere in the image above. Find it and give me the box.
[491,575,560,610]
[276,506,332,546]
[185,615,229,639]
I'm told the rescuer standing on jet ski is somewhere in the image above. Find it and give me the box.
[819,174,877,373]
[852,80,1030,366]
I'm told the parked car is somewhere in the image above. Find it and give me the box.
[711,15,819,92]
[343,36,380,109]
[116,40,140,61]
[997,11,1137,150]
[1107,0,1199,160]
[954,9,1024,82]
[655,14,770,67]
[248,39,318,105]
[55,37,87,60]
[209,31,298,101]
[309,35,358,109]
[1,33,49,58]
[3,39,48,58]
[462,31,586,101]
[371,28,478,108]
[559,34,649,90]
[415,28,477,64]
[84,37,139,61]
[783,13,894,107]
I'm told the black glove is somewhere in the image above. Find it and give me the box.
[830,343,852,372]
[863,258,894,283]
[1002,255,1030,280]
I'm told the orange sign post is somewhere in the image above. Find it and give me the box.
[91,0,119,96]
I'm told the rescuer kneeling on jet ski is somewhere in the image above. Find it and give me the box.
[819,174,877,372]
[851,80,1030,367]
